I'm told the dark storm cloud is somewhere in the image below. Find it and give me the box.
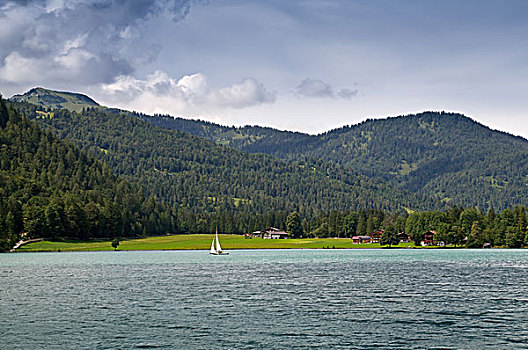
[0,0,196,86]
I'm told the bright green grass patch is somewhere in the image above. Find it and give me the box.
[17,234,422,252]
[232,198,251,207]
[35,110,54,119]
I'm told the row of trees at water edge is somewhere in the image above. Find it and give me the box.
[296,209,405,239]
[288,205,528,248]
[405,205,528,248]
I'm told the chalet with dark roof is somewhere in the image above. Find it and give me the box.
[421,230,436,246]
[397,232,410,243]
[352,236,372,244]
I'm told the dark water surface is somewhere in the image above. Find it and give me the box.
[2,249,528,349]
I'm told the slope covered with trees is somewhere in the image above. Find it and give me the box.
[9,101,438,233]
[0,97,178,251]
[4,88,528,246]
[140,112,528,210]
[14,88,528,211]
[140,114,320,159]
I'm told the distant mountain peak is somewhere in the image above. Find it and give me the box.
[9,87,100,112]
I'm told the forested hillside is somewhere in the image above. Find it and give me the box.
[10,101,437,229]
[141,112,528,210]
[5,88,528,247]
[0,97,176,251]
[141,114,319,159]
[11,88,528,211]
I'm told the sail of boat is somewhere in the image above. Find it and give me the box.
[215,231,222,252]
[210,238,216,254]
[210,227,229,255]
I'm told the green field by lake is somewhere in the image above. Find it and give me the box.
[16,234,425,252]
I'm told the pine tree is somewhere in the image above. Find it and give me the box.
[286,211,302,238]
[380,225,399,247]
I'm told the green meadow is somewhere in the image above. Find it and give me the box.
[16,234,421,252]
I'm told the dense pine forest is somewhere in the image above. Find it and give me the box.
[0,97,177,251]
[143,112,528,210]
[2,88,528,250]
[12,100,435,210]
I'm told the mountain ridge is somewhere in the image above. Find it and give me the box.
[8,87,526,141]
[8,87,528,210]
[128,108,528,210]
[9,87,100,113]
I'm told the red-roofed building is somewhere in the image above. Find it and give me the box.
[421,231,436,246]
[370,229,384,243]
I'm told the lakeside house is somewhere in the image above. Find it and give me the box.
[254,227,289,239]
[370,230,384,243]
[421,231,436,246]
[397,232,411,243]
[352,236,372,244]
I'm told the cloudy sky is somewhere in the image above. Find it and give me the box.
[1,0,528,136]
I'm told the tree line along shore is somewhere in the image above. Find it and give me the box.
[5,204,528,252]
[14,203,528,252]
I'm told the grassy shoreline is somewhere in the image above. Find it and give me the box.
[15,234,453,252]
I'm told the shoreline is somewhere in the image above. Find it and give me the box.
[12,248,501,253]
[12,234,514,253]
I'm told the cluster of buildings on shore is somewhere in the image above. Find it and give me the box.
[248,228,442,246]
[348,230,441,246]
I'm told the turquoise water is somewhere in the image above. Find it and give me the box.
[2,249,528,349]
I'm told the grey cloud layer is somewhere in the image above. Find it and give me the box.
[295,78,358,100]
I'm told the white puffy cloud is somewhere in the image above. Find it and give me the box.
[295,78,358,100]
[96,70,276,116]
[0,52,43,83]
[208,78,276,108]
[177,73,208,97]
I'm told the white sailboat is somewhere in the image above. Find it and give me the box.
[210,228,229,255]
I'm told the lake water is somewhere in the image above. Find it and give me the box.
[2,249,528,349]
